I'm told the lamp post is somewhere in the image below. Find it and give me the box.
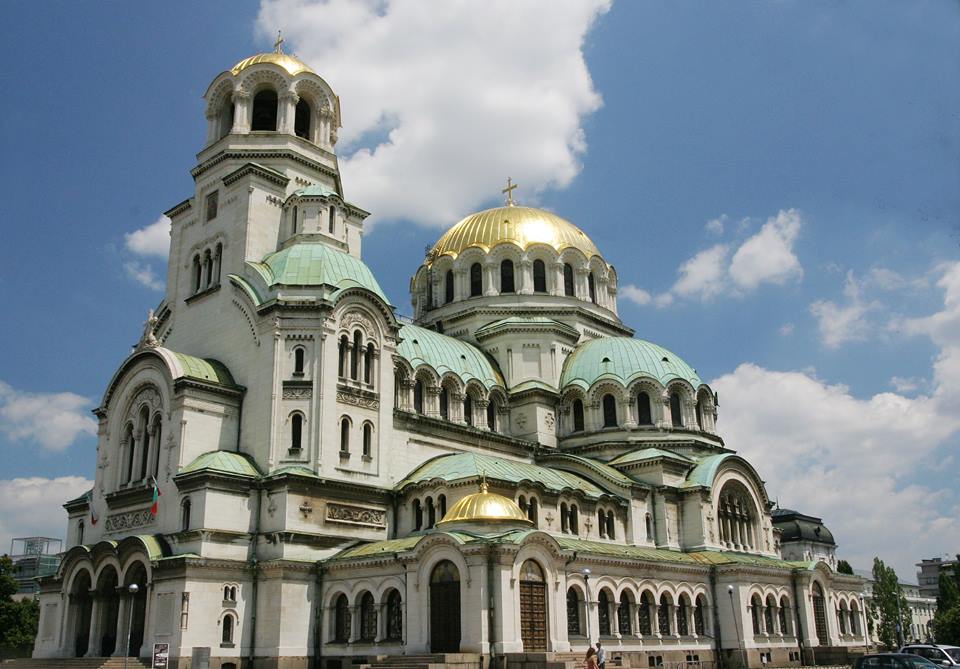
[728,585,746,669]
[123,583,139,669]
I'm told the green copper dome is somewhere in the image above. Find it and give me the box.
[560,337,703,390]
[248,243,388,302]
[397,324,504,390]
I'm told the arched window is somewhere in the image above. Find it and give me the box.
[606,510,615,540]
[328,206,336,233]
[670,392,683,427]
[224,585,236,602]
[413,499,423,530]
[338,335,348,378]
[570,505,579,534]
[849,601,859,636]
[637,391,652,425]
[438,494,447,519]
[678,596,690,636]
[439,387,449,420]
[364,343,374,384]
[598,590,611,636]
[294,347,305,375]
[718,481,758,550]
[638,592,653,635]
[192,255,202,293]
[294,98,311,139]
[292,206,299,235]
[837,603,847,635]
[695,595,707,635]
[218,98,234,139]
[766,595,777,634]
[215,243,223,284]
[645,513,653,540]
[527,497,538,525]
[444,270,454,304]
[470,263,482,297]
[360,592,377,641]
[203,251,213,288]
[618,592,631,635]
[779,596,790,635]
[414,380,424,414]
[560,503,569,533]
[351,331,362,380]
[340,418,350,454]
[751,595,762,635]
[500,259,515,293]
[658,594,671,635]
[77,520,84,545]
[251,89,278,131]
[602,394,618,428]
[696,399,704,428]
[123,423,135,484]
[221,613,235,644]
[334,594,350,642]
[588,272,596,303]
[386,590,403,641]
[138,406,151,480]
[566,587,582,636]
[563,263,575,296]
[291,413,303,451]
[181,498,191,531]
[532,259,547,293]
[598,508,607,538]
[572,399,585,432]
[463,394,473,426]
[487,397,497,431]
[427,497,436,528]
[362,423,373,457]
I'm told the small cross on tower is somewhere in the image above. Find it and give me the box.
[274,30,285,54]
[502,177,517,206]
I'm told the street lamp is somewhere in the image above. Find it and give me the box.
[728,585,746,669]
[124,583,139,669]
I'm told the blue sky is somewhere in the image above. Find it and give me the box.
[0,0,957,578]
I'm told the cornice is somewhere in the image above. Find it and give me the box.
[164,198,193,219]
[105,481,154,509]
[192,149,338,182]
[393,409,537,455]
[221,162,290,188]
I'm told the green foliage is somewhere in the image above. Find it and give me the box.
[0,555,41,656]
[869,557,911,650]
[933,556,960,645]
[837,559,854,575]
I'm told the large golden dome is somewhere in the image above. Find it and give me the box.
[429,205,601,263]
[230,52,315,77]
[437,482,532,526]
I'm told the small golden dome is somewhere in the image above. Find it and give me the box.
[429,205,601,263]
[437,482,532,526]
[230,52,315,77]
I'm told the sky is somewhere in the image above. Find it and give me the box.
[0,0,958,580]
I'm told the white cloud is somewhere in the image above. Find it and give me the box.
[890,376,922,394]
[728,208,803,290]
[705,215,727,235]
[712,261,960,578]
[671,244,730,300]
[809,271,880,348]
[256,0,611,226]
[779,322,795,336]
[123,260,165,292]
[0,381,98,452]
[865,266,928,292]
[620,284,652,306]
[0,477,93,553]
[124,216,170,258]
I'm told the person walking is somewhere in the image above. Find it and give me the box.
[596,641,606,669]
[585,646,598,669]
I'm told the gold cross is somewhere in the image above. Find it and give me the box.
[502,177,517,206]
[274,30,285,53]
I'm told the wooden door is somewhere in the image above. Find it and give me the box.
[519,560,547,651]
[430,560,461,653]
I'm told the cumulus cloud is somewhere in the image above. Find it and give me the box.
[810,271,881,348]
[712,261,960,577]
[671,244,730,300]
[705,215,727,235]
[0,381,98,452]
[256,0,611,226]
[620,284,652,306]
[124,216,170,258]
[779,322,795,336]
[0,477,93,553]
[123,260,165,291]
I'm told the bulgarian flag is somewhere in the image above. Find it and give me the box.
[150,477,161,516]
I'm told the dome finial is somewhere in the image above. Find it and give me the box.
[479,472,488,493]
[274,30,285,54]
[501,177,517,207]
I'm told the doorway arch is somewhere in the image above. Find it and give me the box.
[123,562,149,657]
[94,566,120,656]
[429,560,461,653]
[519,560,548,651]
[812,582,829,645]
[69,570,93,657]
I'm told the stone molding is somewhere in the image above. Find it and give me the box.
[325,502,386,528]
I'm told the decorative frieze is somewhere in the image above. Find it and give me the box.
[104,508,155,532]
[336,387,379,409]
[325,503,386,527]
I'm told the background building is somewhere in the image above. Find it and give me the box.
[8,537,61,602]
[917,557,957,600]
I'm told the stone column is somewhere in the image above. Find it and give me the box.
[518,258,533,295]
[552,261,564,296]
[651,601,661,637]
[455,268,468,300]
[483,260,497,296]
[476,399,491,431]
[279,92,299,134]
[621,399,637,429]
[425,387,441,419]
[205,108,219,144]
[84,593,101,657]
[112,592,128,657]
[576,267,590,301]
[611,601,622,639]
[231,91,250,134]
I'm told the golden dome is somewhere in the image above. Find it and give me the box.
[429,205,601,263]
[230,52,315,77]
[437,482,532,526]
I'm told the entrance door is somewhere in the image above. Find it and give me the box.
[430,561,461,653]
[812,582,829,645]
[519,560,547,651]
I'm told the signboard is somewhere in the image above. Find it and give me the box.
[152,643,169,669]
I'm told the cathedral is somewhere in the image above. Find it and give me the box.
[32,46,869,669]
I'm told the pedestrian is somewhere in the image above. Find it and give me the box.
[596,641,606,669]
[585,646,598,669]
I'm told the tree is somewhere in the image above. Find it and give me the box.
[868,557,910,650]
[0,555,41,657]
[837,559,854,575]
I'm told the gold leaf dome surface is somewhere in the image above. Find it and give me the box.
[437,483,532,526]
[429,205,601,263]
[231,52,315,77]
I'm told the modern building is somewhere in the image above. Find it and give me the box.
[917,557,957,600]
[8,537,62,601]
[33,45,869,669]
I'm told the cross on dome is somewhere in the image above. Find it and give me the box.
[274,30,285,54]
[502,177,517,206]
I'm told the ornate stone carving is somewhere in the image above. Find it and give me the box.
[336,390,379,410]
[283,387,313,400]
[104,508,155,532]
[340,311,375,338]
[544,412,555,430]
[514,413,528,429]
[326,503,386,527]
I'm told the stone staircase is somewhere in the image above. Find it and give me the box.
[358,654,482,669]
[503,652,581,669]
[1,658,152,669]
